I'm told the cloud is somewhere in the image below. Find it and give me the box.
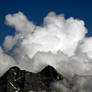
[5,12,87,58]
[0,11,92,80]
[0,47,16,76]
[78,37,92,59]
[5,12,35,34]
[4,34,24,51]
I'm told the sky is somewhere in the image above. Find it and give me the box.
[0,0,92,47]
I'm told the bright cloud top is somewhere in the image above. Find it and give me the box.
[5,12,87,57]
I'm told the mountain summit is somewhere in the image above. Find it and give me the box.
[0,65,63,92]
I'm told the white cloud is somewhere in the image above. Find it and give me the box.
[78,37,92,59]
[5,12,35,34]
[6,12,87,58]
[0,47,16,76]
[0,11,92,79]
[4,34,24,51]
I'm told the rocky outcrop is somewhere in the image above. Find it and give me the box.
[0,65,92,92]
[0,65,63,92]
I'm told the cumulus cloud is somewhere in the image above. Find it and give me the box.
[4,34,24,51]
[0,11,92,80]
[0,47,16,76]
[5,12,87,58]
[78,37,92,59]
[5,12,35,34]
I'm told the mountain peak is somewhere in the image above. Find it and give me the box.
[0,65,63,92]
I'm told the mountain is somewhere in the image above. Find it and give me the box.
[0,65,63,92]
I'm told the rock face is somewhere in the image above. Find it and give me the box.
[0,65,63,92]
[1,65,92,92]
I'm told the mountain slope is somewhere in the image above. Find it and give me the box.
[0,65,63,92]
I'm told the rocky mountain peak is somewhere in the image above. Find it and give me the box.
[0,65,63,92]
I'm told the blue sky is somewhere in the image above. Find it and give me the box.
[0,0,92,47]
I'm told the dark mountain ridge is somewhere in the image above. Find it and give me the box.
[0,65,63,92]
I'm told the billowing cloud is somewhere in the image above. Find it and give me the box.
[5,12,35,34]
[0,47,16,76]
[5,12,87,58]
[78,37,92,59]
[0,11,92,80]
